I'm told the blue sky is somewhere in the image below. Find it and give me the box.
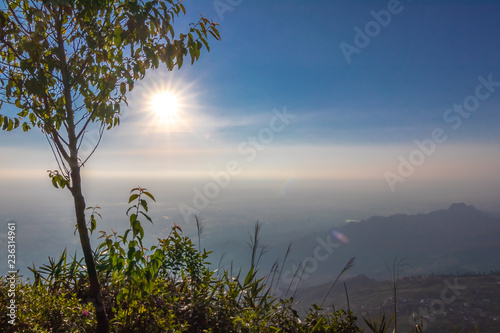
[3,1,500,160]
[1,0,500,276]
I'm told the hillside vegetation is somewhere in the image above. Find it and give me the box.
[1,190,494,332]
[1,189,361,332]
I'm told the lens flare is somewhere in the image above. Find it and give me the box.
[330,229,349,244]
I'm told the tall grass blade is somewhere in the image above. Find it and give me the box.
[320,257,355,307]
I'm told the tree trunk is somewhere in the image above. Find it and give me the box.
[70,165,109,333]
[51,5,110,330]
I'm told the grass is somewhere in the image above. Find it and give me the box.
[0,188,488,332]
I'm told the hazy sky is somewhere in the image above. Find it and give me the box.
[1,0,500,276]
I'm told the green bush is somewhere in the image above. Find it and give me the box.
[0,279,96,332]
[1,188,362,332]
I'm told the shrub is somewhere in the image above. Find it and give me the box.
[1,188,362,332]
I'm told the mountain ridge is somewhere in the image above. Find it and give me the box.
[274,202,500,286]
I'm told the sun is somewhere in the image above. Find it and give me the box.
[138,72,199,133]
[150,91,181,126]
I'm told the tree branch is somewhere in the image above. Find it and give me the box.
[80,123,104,167]
[49,128,71,163]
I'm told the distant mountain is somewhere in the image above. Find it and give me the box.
[273,203,500,287]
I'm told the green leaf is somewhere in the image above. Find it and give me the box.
[123,229,131,241]
[120,81,126,95]
[128,193,139,203]
[89,215,96,234]
[139,211,153,224]
[139,199,148,212]
[200,36,210,52]
[244,267,255,286]
[311,317,325,332]
[130,213,137,225]
[143,191,156,202]
[28,112,37,124]
[114,27,123,46]
[209,28,221,40]
[177,53,183,69]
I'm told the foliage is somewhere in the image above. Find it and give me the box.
[2,283,97,332]
[362,310,394,333]
[0,0,220,139]
[0,1,220,331]
[1,188,364,332]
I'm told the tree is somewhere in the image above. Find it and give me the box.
[0,0,220,331]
